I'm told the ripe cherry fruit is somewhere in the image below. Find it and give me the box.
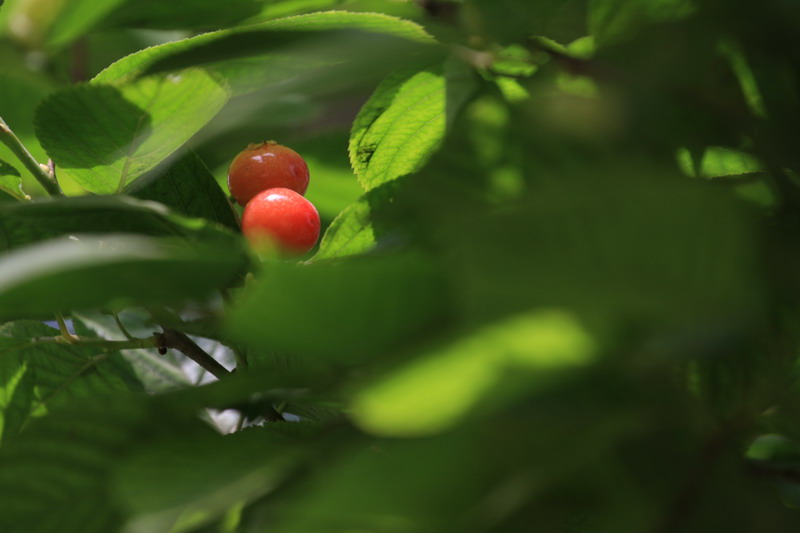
[228,141,310,206]
[241,188,320,255]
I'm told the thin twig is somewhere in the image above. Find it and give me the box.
[30,335,156,350]
[112,312,137,341]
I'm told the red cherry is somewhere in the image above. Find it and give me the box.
[228,141,310,206]
[241,188,320,255]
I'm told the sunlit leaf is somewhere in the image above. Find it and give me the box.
[676,146,763,178]
[312,195,375,260]
[349,60,476,191]
[35,68,229,194]
[352,311,595,436]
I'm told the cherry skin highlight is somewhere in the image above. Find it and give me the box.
[228,141,310,206]
[241,188,320,255]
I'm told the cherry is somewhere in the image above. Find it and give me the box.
[228,141,310,206]
[241,188,320,255]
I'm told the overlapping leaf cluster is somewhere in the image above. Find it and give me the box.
[1,0,800,531]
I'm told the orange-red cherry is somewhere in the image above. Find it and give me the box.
[241,188,320,255]
[228,141,309,206]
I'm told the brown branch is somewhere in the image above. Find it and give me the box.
[156,328,230,380]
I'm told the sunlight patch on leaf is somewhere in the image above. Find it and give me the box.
[677,146,763,178]
[35,68,229,194]
[352,311,595,437]
[349,60,475,191]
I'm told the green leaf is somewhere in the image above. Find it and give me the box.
[0,0,125,49]
[351,311,595,436]
[0,321,142,441]
[0,195,240,253]
[0,73,52,193]
[0,158,19,177]
[45,0,127,47]
[35,68,229,194]
[258,435,476,533]
[312,195,375,261]
[93,11,437,86]
[102,0,265,31]
[349,60,475,191]
[0,388,310,533]
[0,394,152,532]
[0,158,26,200]
[676,146,763,178]
[113,425,300,521]
[0,234,246,321]
[248,0,346,22]
[588,0,696,45]
[127,150,238,230]
[465,0,588,44]
[719,38,768,118]
[226,253,447,364]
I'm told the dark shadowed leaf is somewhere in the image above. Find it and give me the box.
[127,150,239,230]
[0,195,240,253]
[93,11,438,90]
[0,234,246,320]
[102,0,266,31]
[465,0,588,44]
[0,321,142,441]
[226,252,448,364]
[588,0,695,45]
[0,397,144,533]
